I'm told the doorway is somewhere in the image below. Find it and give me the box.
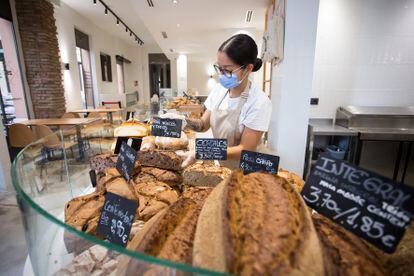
[0,17,28,129]
[148,53,171,98]
[75,29,94,109]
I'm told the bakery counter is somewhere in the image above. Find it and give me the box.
[11,125,221,275]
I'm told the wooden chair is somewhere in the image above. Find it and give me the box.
[8,123,35,161]
[33,125,76,180]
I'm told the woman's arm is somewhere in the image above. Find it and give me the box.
[186,110,211,132]
[227,126,263,160]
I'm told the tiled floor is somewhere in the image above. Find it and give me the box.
[0,191,28,276]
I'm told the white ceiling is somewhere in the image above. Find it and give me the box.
[60,0,268,62]
[60,0,157,47]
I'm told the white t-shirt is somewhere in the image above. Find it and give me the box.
[204,83,272,133]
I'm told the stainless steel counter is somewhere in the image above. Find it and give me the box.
[309,119,358,136]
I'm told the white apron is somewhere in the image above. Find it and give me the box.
[210,83,250,169]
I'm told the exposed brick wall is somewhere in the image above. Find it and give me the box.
[15,0,65,118]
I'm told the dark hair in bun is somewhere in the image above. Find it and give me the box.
[218,34,262,72]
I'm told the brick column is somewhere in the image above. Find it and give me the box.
[14,0,66,118]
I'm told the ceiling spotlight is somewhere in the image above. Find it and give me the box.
[172,0,178,4]
[130,31,132,36]
[125,26,128,32]
[105,8,108,15]
[93,0,97,4]
[116,18,119,25]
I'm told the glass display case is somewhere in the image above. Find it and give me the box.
[11,124,222,275]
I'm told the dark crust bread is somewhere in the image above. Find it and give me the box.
[312,213,386,276]
[137,150,182,171]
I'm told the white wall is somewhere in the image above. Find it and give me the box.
[176,54,188,95]
[54,2,149,109]
[311,0,414,118]
[268,0,320,176]
[187,61,217,95]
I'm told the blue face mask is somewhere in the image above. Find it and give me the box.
[219,73,240,89]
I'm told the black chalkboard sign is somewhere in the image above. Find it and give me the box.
[96,192,138,247]
[116,142,137,181]
[195,139,227,160]
[89,169,97,188]
[301,156,414,253]
[239,150,280,175]
[151,118,182,138]
[114,137,143,154]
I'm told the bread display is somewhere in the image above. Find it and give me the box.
[134,166,183,187]
[120,189,212,275]
[137,150,182,171]
[165,97,199,110]
[140,135,156,151]
[114,120,149,137]
[155,131,189,150]
[312,213,387,276]
[183,161,231,187]
[278,168,305,193]
[193,171,324,275]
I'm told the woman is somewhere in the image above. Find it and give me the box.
[182,34,272,168]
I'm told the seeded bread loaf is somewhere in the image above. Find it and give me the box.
[137,150,182,171]
[183,162,231,187]
[312,213,386,276]
[193,171,324,275]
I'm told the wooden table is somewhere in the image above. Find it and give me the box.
[69,108,122,123]
[20,118,99,160]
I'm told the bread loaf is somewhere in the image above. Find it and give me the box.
[183,161,231,187]
[114,120,149,137]
[89,153,117,173]
[278,168,305,193]
[383,223,414,276]
[122,190,211,275]
[312,213,386,276]
[135,166,183,187]
[155,131,189,150]
[137,150,182,171]
[193,171,324,275]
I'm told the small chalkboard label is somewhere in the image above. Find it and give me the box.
[195,138,227,160]
[89,169,97,188]
[151,118,182,138]
[96,192,138,247]
[116,142,137,181]
[239,150,280,175]
[114,137,143,154]
[301,156,414,253]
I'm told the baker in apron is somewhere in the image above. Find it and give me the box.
[181,34,272,169]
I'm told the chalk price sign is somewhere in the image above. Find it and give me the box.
[301,156,414,253]
[96,192,138,247]
[116,142,137,182]
[195,138,227,160]
[239,150,280,175]
[151,118,182,138]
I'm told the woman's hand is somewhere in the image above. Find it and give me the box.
[185,110,211,132]
[176,150,196,168]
